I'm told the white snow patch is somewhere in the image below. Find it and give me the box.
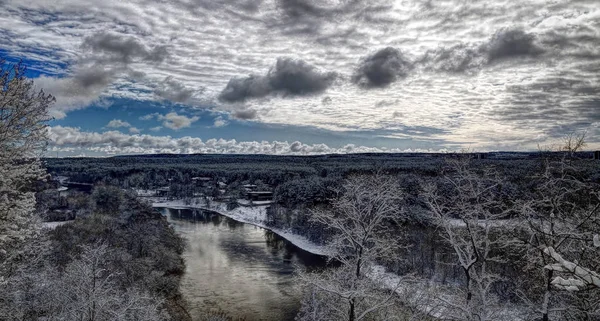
[150,198,329,256]
[41,221,73,229]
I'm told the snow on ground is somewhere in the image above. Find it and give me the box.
[237,199,274,206]
[149,197,527,319]
[150,198,329,256]
[368,265,529,320]
[446,218,519,228]
[41,221,73,229]
[134,189,158,197]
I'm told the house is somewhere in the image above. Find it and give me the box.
[242,184,258,191]
[156,187,170,197]
[245,191,273,202]
[191,177,212,187]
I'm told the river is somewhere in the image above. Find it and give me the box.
[155,207,328,321]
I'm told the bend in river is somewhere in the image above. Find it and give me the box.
[156,207,328,321]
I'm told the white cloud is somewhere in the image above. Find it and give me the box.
[140,113,159,121]
[47,126,445,155]
[106,119,132,128]
[149,126,162,132]
[213,116,228,128]
[129,127,141,134]
[158,112,200,130]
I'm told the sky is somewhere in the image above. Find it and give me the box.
[1,0,599,156]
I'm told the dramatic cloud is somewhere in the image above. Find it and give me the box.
[420,28,545,73]
[219,76,271,103]
[158,112,200,130]
[36,66,116,118]
[352,48,413,88]
[219,58,337,102]
[154,77,199,103]
[82,32,168,64]
[486,28,544,62]
[3,0,600,152]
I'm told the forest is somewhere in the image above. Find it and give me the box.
[42,150,600,320]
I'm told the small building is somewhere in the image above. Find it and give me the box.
[246,191,273,202]
[192,177,212,187]
[156,187,170,197]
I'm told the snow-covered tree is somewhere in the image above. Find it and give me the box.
[1,242,166,320]
[297,175,406,321]
[51,243,166,321]
[422,158,516,321]
[519,158,600,320]
[0,60,53,274]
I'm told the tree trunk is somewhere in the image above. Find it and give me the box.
[464,267,472,303]
[542,270,553,321]
[349,298,356,321]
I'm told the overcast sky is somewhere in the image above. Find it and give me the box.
[2,0,599,155]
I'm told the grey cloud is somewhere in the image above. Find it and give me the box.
[35,65,117,119]
[352,47,413,88]
[154,76,199,103]
[35,32,172,119]
[219,58,337,102]
[219,75,271,103]
[82,32,169,64]
[493,73,600,139]
[268,58,337,95]
[232,109,258,120]
[487,28,545,62]
[178,0,263,13]
[420,44,486,73]
[419,28,545,73]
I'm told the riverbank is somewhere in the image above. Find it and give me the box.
[147,197,527,320]
[150,198,329,256]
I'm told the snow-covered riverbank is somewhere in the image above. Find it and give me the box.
[148,197,527,320]
[150,198,329,256]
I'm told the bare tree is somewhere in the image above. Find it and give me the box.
[297,175,406,321]
[561,131,587,158]
[519,158,600,320]
[422,158,516,321]
[0,60,53,275]
[49,243,166,321]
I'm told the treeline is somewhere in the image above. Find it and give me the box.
[1,186,188,320]
[45,152,600,208]
[292,156,600,321]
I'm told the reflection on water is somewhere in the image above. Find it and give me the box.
[157,207,327,321]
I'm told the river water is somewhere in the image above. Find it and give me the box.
[156,207,328,321]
